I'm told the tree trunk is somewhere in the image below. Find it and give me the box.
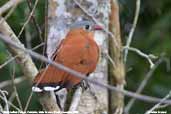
[47,0,110,113]
[109,0,125,114]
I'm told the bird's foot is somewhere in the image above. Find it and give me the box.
[79,80,98,101]
[79,80,89,91]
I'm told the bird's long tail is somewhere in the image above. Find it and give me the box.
[32,65,66,92]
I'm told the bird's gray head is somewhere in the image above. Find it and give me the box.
[69,20,102,31]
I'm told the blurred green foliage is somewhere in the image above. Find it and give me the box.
[120,0,171,113]
[0,0,45,110]
[0,0,170,113]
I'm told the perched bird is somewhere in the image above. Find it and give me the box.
[32,21,102,92]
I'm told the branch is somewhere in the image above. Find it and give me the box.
[0,103,2,113]
[17,0,39,38]
[0,43,44,89]
[38,92,60,111]
[72,1,109,112]
[0,0,24,15]
[0,17,60,111]
[26,0,43,42]
[0,90,9,113]
[69,87,83,111]
[0,55,18,69]
[5,92,15,110]
[164,58,171,72]
[11,63,23,110]
[0,77,26,89]
[123,46,158,68]
[124,0,141,62]
[145,91,171,114]
[1,33,171,105]
[0,17,37,81]
[0,93,21,111]
[109,0,125,114]
[125,57,164,114]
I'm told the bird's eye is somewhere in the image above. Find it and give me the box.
[84,25,91,30]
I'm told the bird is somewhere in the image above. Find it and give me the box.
[32,21,102,92]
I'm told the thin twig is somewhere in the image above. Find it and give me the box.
[164,58,171,72]
[44,0,48,44]
[124,0,141,62]
[0,4,18,25]
[1,43,44,111]
[0,77,26,89]
[0,103,3,113]
[123,46,158,68]
[149,104,169,109]
[103,52,116,68]
[0,90,9,113]
[0,94,21,111]
[69,87,83,111]
[21,43,45,111]
[24,92,33,111]
[124,57,164,114]
[145,91,171,114]
[26,0,43,42]
[4,43,45,112]
[25,17,32,49]
[17,0,39,39]
[0,43,44,89]
[5,92,15,110]
[11,62,23,110]
[24,63,60,111]
[0,55,18,69]
[0,42,44,70]
[1,34,171,105]
[24,64,55,111]
[0,0,23,15]
[0,17,59,111]
[24,65,50,111]
[25,0,46,71]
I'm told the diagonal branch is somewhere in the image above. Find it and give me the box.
[26,0,43,42]
[0,0,24,15]
[125,57,164,114]
[124,0,141,62]
[0,17,60,111]
[109,0,125,114]
[69,87,83,111]
[0,77,26,89]
[123,46,158,68]
[17,0,39,39]
[145,91,171,114]
[0,90,9,113]
[1,33,171,105]
[0,17,37,81]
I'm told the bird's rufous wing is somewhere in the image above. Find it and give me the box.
[32,29,99,92]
